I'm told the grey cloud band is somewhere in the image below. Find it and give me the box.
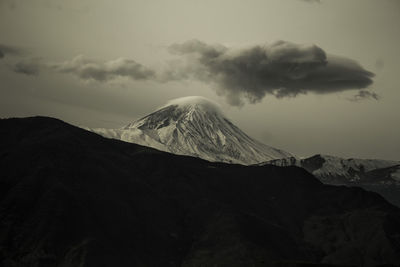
[1,40,376,105]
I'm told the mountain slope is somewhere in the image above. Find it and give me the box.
[265,155,399,183]
[1,116,400,267]
[89,96,293,165]
[263,154,400,206]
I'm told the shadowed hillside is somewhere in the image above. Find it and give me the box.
[0,117,399,267]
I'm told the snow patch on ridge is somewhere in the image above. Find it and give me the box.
[392,168,400,181]
[314,155,398,179]
[263,154,400,184]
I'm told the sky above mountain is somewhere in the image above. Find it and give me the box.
[0,0,399,160]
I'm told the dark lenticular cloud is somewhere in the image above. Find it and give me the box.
[51,55,155,82]
[167,39,375,105]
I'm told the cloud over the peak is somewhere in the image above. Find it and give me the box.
[166,39,375,105]
[51,55,156,82]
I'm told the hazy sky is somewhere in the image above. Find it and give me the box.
[1,0,399,160]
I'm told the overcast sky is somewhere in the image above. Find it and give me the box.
[1,0,399,160]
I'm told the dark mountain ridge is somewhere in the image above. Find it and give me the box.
[0,116,400,267]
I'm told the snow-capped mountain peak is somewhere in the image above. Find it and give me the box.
[89,96,293,165]
[124,96,224,131]
[159,96,223,116]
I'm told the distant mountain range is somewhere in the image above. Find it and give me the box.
[1,116,400,266]
[262,154,400,185]
[262,155,400,206]
[88,96,293,165]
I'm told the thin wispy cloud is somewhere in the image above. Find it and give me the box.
[348,90,380,102]
[50,55,155,82]
[13,59,41,76]
[299,0,321,4]
[0,0,90,12]
[0,44,24,59]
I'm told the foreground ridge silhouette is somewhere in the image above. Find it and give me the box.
[0,116,399,267]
